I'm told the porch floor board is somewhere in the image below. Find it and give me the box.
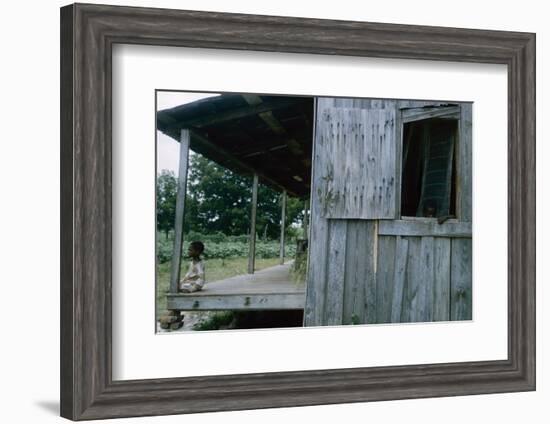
[166,262,305,311]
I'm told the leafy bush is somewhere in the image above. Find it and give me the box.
[156,236,174,264]
[156,232,296,263]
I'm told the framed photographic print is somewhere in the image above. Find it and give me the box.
[60,3,536,421]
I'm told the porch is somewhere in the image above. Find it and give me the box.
[166,262,305,311]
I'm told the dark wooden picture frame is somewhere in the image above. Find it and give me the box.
[60,3,535,420]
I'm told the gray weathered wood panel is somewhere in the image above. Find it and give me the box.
[375,233,468,324]
[402,105,460,123]
[402,237,422,322]
[450,237,473,320]
[317,107,397,219]
[375,235,396,323]
[458,103,473,222]
[167,292,304,311]
[433,237,452,321]
[342,220,376,324]
[324,220,348,325]
[306,98,473,327]
[379,219,471,237]
[304,99,328,326]
[390,236,409,322]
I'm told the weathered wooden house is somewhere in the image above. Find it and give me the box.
[157,93,472,326]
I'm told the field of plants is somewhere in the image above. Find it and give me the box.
[156,231,296,264]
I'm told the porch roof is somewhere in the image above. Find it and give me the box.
[157,93,314,197]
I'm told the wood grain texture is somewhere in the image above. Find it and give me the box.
[378,219,472,237]
[304,98,328,326]
[458,103,473,222]
[433,237,452,321]
[375,235,396,323]
[324,220,348,325]
[318,107,397,219]
[60,5,75,418]
[342,220,376,324]
[402,106,460,123]
[60,3,535,420]
[169,130,190,294]
[390,236,409,322]
[450,237,473,320]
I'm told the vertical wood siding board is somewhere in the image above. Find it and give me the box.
[450,237,473,320]
[390,236,409,323]
[394,105,403,219]
[381,107,397,218]
[403,237,422,322]
[390,108,397,217]
[343,221,368,324]
[342,221,356,324]
[372,110,379,217]
[344,110,352,216]
[361,109,369,218]
[383,110,390,218]
[358,111,366,216]
[399,237,411,323]
[420,236,436,322]
[376,111,383,217]
[368,109,375,218]
[325,220,347,325]
[375,235,396,323]
[365,222,378,324]
[458,103,473,222]
[380,110,387,217]
[304,99,331,326]
[304,214,327,325]
[433,237,451,321]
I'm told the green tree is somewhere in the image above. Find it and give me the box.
[156,170,177,239]
[185,153,305,239]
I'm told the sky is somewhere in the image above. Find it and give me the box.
[156,91,220,176]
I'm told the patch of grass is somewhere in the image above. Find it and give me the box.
[192,311,235,331]
[156,256,282,319]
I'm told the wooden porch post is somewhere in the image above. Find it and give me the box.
[169,129,190,294]
[279,190,287,265]
[303,198,309,239]
[248,173,259,274]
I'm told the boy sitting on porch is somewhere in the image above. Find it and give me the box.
[179,241,206,293]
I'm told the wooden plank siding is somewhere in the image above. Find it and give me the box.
[458,103,473,221]
[317,107,398,219]
[374,233,469,324]
[379,219,471,237]
[450,237,473,320]
[304,98,472,327]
